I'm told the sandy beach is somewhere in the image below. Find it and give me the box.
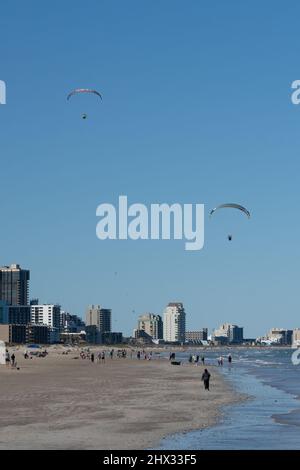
[0,348,241,450]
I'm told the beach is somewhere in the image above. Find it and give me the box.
[0,347,240,450]
[160,347,300,450]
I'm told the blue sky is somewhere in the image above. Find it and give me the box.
[1,1,300,336]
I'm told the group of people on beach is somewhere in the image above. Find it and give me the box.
[136,350,153,360]
[218,354,232,366]
[5,350,17,368]
[23,349,48,359]
[201,354,233,391]
[80,348,143,362]
[218,356,224,366]
[80,349,107,362]
[188,354,205,365]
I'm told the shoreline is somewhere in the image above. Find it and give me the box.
[158,349,300,450]
[0,347,244,450]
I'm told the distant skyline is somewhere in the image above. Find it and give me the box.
[1,1,300,336]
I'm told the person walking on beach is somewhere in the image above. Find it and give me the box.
[5,350,10,367]
[201,369,211,391]
[91,353,94,363]
[169,352,175,361]
[228,354,232,364]
[11,353,16,367]
[101,351,105,363]
[201,356,205,365]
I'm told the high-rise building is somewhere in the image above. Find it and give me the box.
[137,313,163,340]
[99,308,111,332]
[267,328,293,345]
[0,300,9,324]
[228,325,244,344]
[85,304,100,327]
[31,304,61,329]
[213,323,244,344]
[163,302,186,343]
[0,264,30,305]
[85,305,111,332]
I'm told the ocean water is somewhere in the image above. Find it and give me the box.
[159,348,300,450]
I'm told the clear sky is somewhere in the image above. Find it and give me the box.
[1,1,300,337]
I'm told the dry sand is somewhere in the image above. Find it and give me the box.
[0,348,241,449]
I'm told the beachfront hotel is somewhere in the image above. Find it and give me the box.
[85,305,111,332]
[30,304,61,343]
[0,264,30,306]
[30,304,61,329]
[137,313,163,340]
[163,302,186,343]
[213,323,244,344]
[0,264,32,335]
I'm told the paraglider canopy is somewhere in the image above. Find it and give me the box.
[210,203,251,219]
[67,88,102,100]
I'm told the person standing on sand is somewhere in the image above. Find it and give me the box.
[228,354,232,364]
[201,356,205,365]
[91,353,94,363]
[201,369,211,391]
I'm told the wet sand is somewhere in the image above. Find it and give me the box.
[0,348,241,449]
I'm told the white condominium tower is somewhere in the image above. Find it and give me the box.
[163,302,186,342]
[31,304,61,329]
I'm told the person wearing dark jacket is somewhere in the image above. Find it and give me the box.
[201,369,211,391]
